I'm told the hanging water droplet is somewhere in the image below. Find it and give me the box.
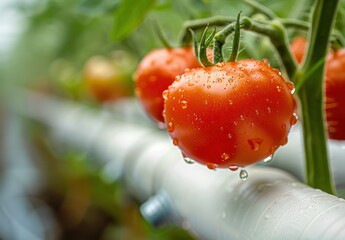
[229,165,239,171]
[181,100,188,109]
[172,138,179,146]
[239,169,248,180]
[184,157,195,164]
[167,122,175,132]
[207,163,218,170]
[247,138,263,151]
[290,113,299,125]
[263,154,273,163]
[285,81,295,94]
[162,90,168,100]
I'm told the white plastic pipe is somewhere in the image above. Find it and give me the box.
[20,91,345,239]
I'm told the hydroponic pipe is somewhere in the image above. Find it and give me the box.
[20,91,345,239]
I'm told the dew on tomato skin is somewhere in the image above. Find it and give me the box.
[269,145,278,155]
[263,154,273,163]
[276,85,282,92]
[229,99,233,105]
[281,137,288,146]
[204,100,208,105]
[240,115,245,121]
[267,107,272,113]
[221,152,230,161]
[239,169,248,180]
[206,163,218,170]
[290,113,299,125]
[172,138,179,146]
[233,121,238,126]
[162,110,166,118]
[255,109,260,115]
[167,122,175,133]
[285,81,295,94]
[181,100,188,109]
[227,133,232,139]
[207,85,211,89]
[229,165,239,171]
[184,157,195,164]
[162,90,168,100]
[247,138,263,151]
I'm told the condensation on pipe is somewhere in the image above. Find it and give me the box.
[20,92,345,240]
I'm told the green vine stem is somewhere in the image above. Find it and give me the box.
[179,16,235,46]
[214,17,297,77]
[296,0,340,195]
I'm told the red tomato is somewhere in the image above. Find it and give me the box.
[84,55,133,103]
[163,59,296,168]
[291,36,307,64]
[135,47,202,125]
[325,49,345,140]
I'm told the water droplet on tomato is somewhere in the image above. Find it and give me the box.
[172,138,179,146]
[276,85,282,92]
[239,169,248,180]
[207,85,211,89]
[240,115,245,121]
[281,137,288,146]
[204,100,208,105]
[267,107,272,113]
[167,122,174,132]
[263,154,273,163]
[162,90,168,100]
[162,110,166,118]
[290,113,298,125]
[239,73,245,78]
[285,81,295,94]
[221,152,230,161]
[217,78,222,83]
[184,157,195,164]
[207,163,218,170]
[269,145,278,155]
[233,121,238,126]
[229,165,239,171]
[227,133,232,139]
[229,99,233,105]
[181,100,188,109]
[255,109,260,115]
[247,138,263,151]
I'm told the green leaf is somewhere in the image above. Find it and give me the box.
[112,0,156,41]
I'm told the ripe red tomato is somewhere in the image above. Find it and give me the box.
[290,36,307,64]
[163,59,296,168]
[84,54,134,103]
[291,37,345,140]
[135,47,202,125]
[325,49,345,140]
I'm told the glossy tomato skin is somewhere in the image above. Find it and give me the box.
[291,36,307,64]
[325,49,345,140]
[164,59,296,168]
[135,47,201,125]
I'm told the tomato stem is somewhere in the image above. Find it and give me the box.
[296,0,339,195]
[179,16,235,46]
[228,12,242,62]
[243,0,277,20]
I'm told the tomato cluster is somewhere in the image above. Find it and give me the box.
[291,37,345,140]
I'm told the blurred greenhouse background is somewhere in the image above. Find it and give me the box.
[1,0,341,239]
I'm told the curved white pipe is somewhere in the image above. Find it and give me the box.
[20,91,345,239]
